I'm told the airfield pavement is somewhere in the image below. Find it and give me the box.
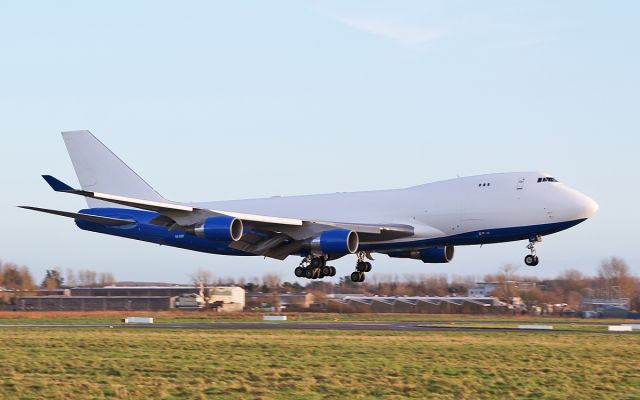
[1,320,639,334]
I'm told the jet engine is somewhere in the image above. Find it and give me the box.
[387,245,454,263]
[192,216,243,242]
[310,229,359,254]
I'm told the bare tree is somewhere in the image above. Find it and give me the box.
[520,286,543,310]
[598,257,635,298]
[191,269,215,305]
[78,270,98,287]
[262,273,282,311]
[99,272,115,286]
[66,268,77,287]
[0,262,36,290]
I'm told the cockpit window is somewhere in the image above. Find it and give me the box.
[537,177,558,183]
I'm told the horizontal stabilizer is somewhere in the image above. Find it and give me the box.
[18,206,136,226]
[42,175,74,192]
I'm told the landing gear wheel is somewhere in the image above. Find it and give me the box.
[321,266,332,276]
[294,266,305,277]
[305,268,314,279]
[350,271,365,282]
[524,235,542,266]
[364,262,372,272]
[329,266,336,276]
[356,262,367,272]
[310,258,322,268]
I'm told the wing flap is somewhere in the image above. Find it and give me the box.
[313,221,414,240]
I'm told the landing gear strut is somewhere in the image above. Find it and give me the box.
[350,251,373,282]
[524,235,541,266]
[295,256,336,280]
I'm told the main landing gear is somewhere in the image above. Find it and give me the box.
[294,256,336,280]
[350,251,373,282]
[524,235,541,266]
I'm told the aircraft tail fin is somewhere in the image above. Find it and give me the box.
[62,130,167,208]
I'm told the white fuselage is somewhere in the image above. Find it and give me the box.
[194,172,598,248]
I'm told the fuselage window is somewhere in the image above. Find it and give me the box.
[538,177,559,183]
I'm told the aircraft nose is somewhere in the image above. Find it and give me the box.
[574,193,599,219]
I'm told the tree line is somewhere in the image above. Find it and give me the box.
[194,257,640,311]
[0,261,115,291]
[1,257,638,311]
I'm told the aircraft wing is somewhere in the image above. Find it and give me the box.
[18,206,136,226]
[41,175,303,226]
[40,175,415,257]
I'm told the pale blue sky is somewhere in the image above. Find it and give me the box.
[1,1,638,283]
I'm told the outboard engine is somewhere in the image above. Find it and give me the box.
[387,245,454,263]
[309,229,359,255]
[189,216,243,242]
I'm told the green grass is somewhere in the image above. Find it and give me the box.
[0,328,638,399]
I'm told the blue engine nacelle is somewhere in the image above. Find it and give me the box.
[193,216,243,242]
[310,229,359,255]
[387,246,454,263]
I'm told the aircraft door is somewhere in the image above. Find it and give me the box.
[516,177,525,190]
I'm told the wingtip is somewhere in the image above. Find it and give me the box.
[41,175,74,192]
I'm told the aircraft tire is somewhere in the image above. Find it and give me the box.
[294,267,305,277]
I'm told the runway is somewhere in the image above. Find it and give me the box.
[0,321,637,334]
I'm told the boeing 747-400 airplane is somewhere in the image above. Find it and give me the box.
[21,131,598,282]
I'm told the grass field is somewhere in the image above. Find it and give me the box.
[0,326,638,399]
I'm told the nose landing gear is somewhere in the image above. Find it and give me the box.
[524,235,541,266]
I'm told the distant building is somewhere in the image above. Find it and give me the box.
[467,281,539,297]
[582,297,630,319]
[582,298,630,311]
[327,296,506,314]
[11,285,245,312]
[246,293,315,310]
